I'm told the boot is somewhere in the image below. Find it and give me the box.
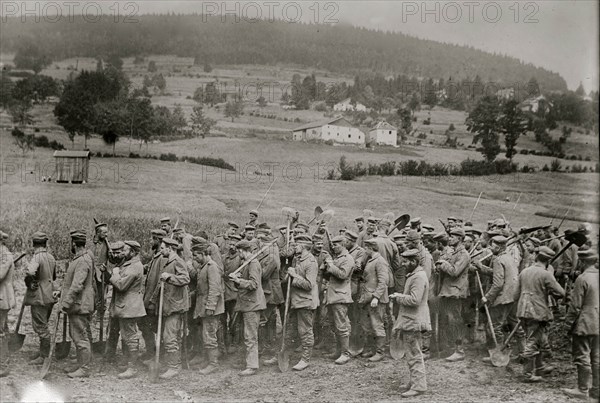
[314,326,332,350]
[523,358,542,383]
[368,337,386,362]
[199,349,219,375]
[325,336,341,360]
[159,352,181,380]
[239,368,257,376]
[446,346,465,362]
[292,359,309,371]
[335,336,351,365]
[30,338,50,365]
[562,366,590,400]
[535,354,554,375]
[118,351,139,379]
[67,367,89,378]
[0,336,9,378]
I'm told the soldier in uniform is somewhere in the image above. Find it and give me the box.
[478,235,519,362]
[0,231,15,377]
[357,217,378,248]
[150,237,190,380]
[243,225,256,242]
[522,237,541,270]
[359,239,389,363]
[141,229,167,362]
[191,240,225,375]
[108,241,146,379]
[160,217,173,235]
[284,234,319,371]
[321,235,355,365]
[91,222,110,353]
[410,217,422,233]
[345,230,365,353]
[515,246,564,383]
[562,249,599,400]
[390,249,431,398]
[230,240,266,376]
[215,222,239,255]
[222,234,242,353]
[173,228,194,263]
[354,216,365,233]
[435,227,470,362]
[60,230,95,378]
[23,232,58,365]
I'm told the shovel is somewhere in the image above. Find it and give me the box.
[92,264,107,354]
[150,282,165,383]
[278,221,293,372]
[390,331,405,360]
[55,314,71,360]
[8,300,26,352]
[306,206,323,226]
[475,272,498,354]
[388,214,411,236]
[181,313,189,370]
[41,309,62,379]
[490,320,521,367]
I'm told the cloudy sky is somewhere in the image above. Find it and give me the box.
[9,1,599,92]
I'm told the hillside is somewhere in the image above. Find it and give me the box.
[1,15,567,92]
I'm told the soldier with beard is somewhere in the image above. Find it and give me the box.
[222,234,242,354]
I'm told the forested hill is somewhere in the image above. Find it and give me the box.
[1,14,567,91]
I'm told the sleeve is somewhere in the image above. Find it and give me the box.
[63,258,91,310]
[237,261,260,290]
[327,255,354,280]
[390,243,402,275]
[353,248,366,274]
[0,249,14,281]
[292,260,317,291]
[25,255,41,277]
[260,250,278,280]
[439,251,470,278]
[210,244,224,272]
[205,264,221,311]
[168,259,190,286]
[485,258,505,303]
[110,266,139,292]
[397,275,426,307]
[545,272,565,299]
[373,260,389,300]
[565,277,585,330]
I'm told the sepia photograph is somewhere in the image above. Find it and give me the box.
[0,1,598,401]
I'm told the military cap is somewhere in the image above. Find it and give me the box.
[124,240,141,251]
[367,217,380,224]
[467,228,482,237]
[392,232,407,241]
[422,231,434,239]
[294,235,313,245]
[354,216,364,223]
[235,240,253,251]
[94,222,108,231]
[172,228,184,234]
[69,230,86,242]
[578,248,598,261]
[401,249,420,258]
[464,221,473,227]
[294,223,308,232]
[447,217,457,222]
[32,231,48,242]
[449,228,465,237]
[151,229,167,238]
[485,229,503,238]
[277,224,288,231]
[410,217,422,225]
[312,233,324,241]
[160,217,171,224]
[161,237,179,248]
[379,218,393,227]
[422,224,434,232]
[464,235,474,242]
[331,235,345,244]
[490,235,508,245]
[249,210,259,217]
[257,222,269,229]
[433,232,448,242]
[537,246,555,260]
[492,218,508,228]
[0,231,7,241]
[244,225,256,231]
[344,230,358,242]
[227,222,239,229]
[292,228,305,235]
[110,241,125,251]
[527,237,541,246]
[191,236,207,245]
[191,239,210,253]
[229,234,242,242]
[406,230,421,242]
[363,238,379,250]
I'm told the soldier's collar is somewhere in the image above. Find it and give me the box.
[368,252,381,261]
[407,266,424,277]
[73,250,87,259]
[33,248,47,254]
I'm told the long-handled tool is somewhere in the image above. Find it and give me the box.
[434,311,440,358]
[475,272,498,354]
[277,219,293,372]
[469,192,483,221]
[40,310,62,379]
[229,239,279,279]
[511,192,522,212]
[390,330,405,360]
[256,179,276,211]
[150,282,165,383]
[55,314,71,360]
[556,200,574,231]
[181,312,189,370]
[8,300,26,352]
[92,277,106,354]
[490,319,521,367]
[306,206,324,226]
[387,214,411,236]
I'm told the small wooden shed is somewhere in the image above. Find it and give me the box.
[53,150,90,183]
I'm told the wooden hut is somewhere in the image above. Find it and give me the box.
[53,150,90,183]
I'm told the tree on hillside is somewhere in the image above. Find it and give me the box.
[397,107,412,140]
[193,86,204,103]
[423,78,437,107]
[203,62,213,73]
[190,105,216,138]
[257,96,267,108]
[12,127,36,155]
[12,75,60,104]
[9,101,34,128]
[224,100,243,122]
[148,60,157,72]
[0,74,15,109]
[106,54,124,71]
[408,93,420,116]
[13,41,51,74]
[466,95,502,162]
[204,82,221,106]
[499,99,527,161]
[171,104,187,131]
[575,82,585,97]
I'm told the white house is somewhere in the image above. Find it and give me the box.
[496,88,515,100]
[368,121,397,146]
[519,95,552,114]
[292,117,365,145]
[333,98,367,112]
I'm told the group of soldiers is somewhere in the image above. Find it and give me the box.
[0,208,598,399]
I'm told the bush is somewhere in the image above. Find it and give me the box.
[129,152,141,158]
[550,159,562,172]
[34,135,49,148]
[520,149,529,155]
[542,164,550,172]
[423,118,431,125]
[449,123,455,131]
[417,133,427,139]
[159,153,179,162]
[324,140,334,146]
[314,102,327,112]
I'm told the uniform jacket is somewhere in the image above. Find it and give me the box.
[485,251,519,306]
[417,243,433,280]
[324,249,354,305]
[358,252,389,304]
[348,244,366,297]
[557,244,578,277]
[393,266,431,332]
[516,262,564,321]
[208,242,223,273]
[223,251,240,302]
[290,251,319,310]
[437,244,470,299]
[24,248,58,306]
[373,234,400,289]
[150,252,190,316]
[109,256,146,318]
[357,229,375,248]
[61,250,95,314]
[215,234,228,255]
[144,251,166,309]
[258,241,283,305]
[235,258,266,312]
[180,233,193,263]
[565,267,599,336]
[194,258,225,319]
[0,245,16,310]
